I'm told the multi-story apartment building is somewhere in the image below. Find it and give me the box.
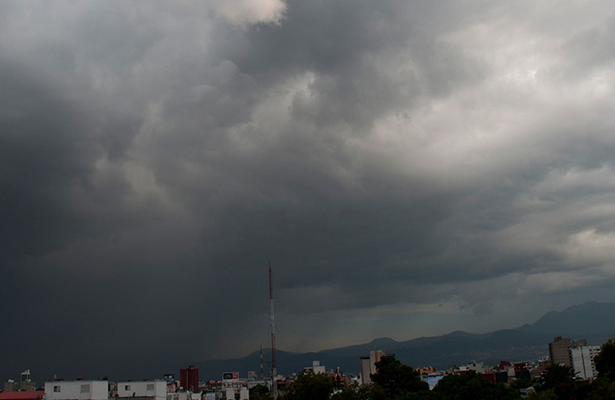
[570,345,601,380]
[549,336,572,366]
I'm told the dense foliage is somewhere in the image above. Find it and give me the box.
[594,339,615,381]
[249,384,272,400]
[432,371,519,400]
[528,340,615,400]
[279,371,334,400]
[370,356,429,399]
[287,342,615,400]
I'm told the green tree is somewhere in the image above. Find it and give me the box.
[249,384,271,400]
[280,372,334,400]
[510,378,533,392]
[541,364,575,389]
[539,364,575,398]
[330,384,388,400]
[399,390,441,400]
[538,364,593,400]
[370,356,429,399]
[432,371,519,400]
[594,339,615,381]
[585,340,615,399]
[527,389,557,400]
[587,377,615,400]
[331,385,360,400]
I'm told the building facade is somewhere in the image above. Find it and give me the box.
[179,366,199,393]
[549,336,572,366]
[360,350,386,385]
[44,381,109,400]
[117,381,166,400]
[570,345,601,380]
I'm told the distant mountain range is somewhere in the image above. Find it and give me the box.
[195,301,615,380]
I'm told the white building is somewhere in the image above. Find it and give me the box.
[570,345,601,380]
[117,381,166,400]
[360,350,386,385]
[166,392,202,400]
[166,393,190,400]
[45,381,109,400]
[221,381,248,400]
[224,387,248,400]
[464,362,486,374]
[303,361,326,375]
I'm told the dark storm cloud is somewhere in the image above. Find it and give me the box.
[0,61,99,260]
[210,0,485,131]
[2,0,615,382]
[136,0,492,301]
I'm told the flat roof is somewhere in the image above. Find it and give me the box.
[0,391,45,400]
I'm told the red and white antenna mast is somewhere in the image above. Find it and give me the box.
[269,262,277,398]
[260,345,264,380]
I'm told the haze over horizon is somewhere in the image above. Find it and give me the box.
[3,0,615,383]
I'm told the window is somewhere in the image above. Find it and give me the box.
[81,384,90,393]
[147,384,154,391]
[125,385,131,391]
[54,386,61,393]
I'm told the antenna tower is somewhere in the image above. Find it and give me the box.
[269,263,277,398]
[260,345,264,380]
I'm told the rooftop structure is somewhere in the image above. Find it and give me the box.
[0,392,44,400]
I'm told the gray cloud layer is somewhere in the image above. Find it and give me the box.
[2,0,615,381]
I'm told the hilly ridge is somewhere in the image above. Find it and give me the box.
[196,301,615,379]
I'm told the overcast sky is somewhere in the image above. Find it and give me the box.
[3,0,615,382]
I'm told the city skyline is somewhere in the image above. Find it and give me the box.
[2,0,615,384]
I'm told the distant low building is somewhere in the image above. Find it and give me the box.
[201,373,249,400]
[44,380,109,400]
[166,392,191,400]
[514,363,531,381]
[462,361,486,374]
[0,391,44,400]
[117,381,166,400]
[417,367,436,375]
[533,360,550,380]
[303,361,326,375]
